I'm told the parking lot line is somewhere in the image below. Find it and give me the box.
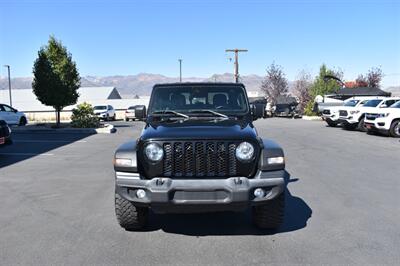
[0,152,54,156]
[13,140,87,143]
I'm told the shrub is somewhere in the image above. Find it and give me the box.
[71,102,100,128]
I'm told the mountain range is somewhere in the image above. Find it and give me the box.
[1,73,399,98]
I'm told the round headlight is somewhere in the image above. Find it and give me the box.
[235,142,254,162]
[144,143,164,162]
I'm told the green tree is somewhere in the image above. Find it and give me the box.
[32,36,80,126]
[304,64,343,115]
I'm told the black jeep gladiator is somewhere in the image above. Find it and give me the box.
[113,83,286,230]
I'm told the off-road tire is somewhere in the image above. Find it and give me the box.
[19,117,27,126]
[326,120,337,127]
[115,193,148,230]
[357,117,367,132]
[389,120,400,138]
[112,114,116,121]
[343,123,357,130]
[253,192,285,229]
[125,118,129,122]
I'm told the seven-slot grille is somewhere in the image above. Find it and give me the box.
[163,141,238,178]
[339,110,348,117]
[322,109,331,115]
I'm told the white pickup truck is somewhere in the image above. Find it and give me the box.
[364,101,400,137]
[338,97,400,131]
[322,97,377,127]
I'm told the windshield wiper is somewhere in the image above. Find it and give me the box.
[151,110,189,119]
[188,109,228,118]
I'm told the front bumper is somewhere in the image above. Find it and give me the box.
[364,118,390,134]
[95,113,108,119]
[125,113,136,119]
[115,170,285,213]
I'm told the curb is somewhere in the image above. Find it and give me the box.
[11,124,116,134]
[302,116,323,121]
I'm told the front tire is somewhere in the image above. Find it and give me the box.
[357,117,367,132]
[389,120,400,138]
[253,192,285,229]
[19,117,27,126]
[115,193,148,230]
[343,123,357,130]
[326,120,338,127]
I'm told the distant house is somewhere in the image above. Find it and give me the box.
[78,87,122,101]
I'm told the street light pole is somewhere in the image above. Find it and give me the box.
[225,49,248,83]
[3,65,12,107]
[178,59,182,82]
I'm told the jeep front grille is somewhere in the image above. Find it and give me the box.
[163,141,238,178]
[322,109,331,115]
[339,110,348,117]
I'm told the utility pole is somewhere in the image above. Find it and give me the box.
[178,59,182,82]
[3,65,12,107]
[225,49,248,83]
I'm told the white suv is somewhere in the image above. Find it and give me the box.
[364,101,400,137]
[0,104,28,126]
[322,97,375,127]
[338,97,400,131]
[93,105,116,121]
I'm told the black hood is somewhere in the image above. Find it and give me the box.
[140,119,257,141]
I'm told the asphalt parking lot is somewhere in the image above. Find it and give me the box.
[0,118,399,265]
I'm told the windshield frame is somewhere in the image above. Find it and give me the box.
[147,84,250,116]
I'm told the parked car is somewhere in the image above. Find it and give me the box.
[0,120,12,147]
[93,105,116,121]
[364,100,400,137]
[113,82,286,230]
[273,96,301,118]
[338,97,400,131]
[125,105,146,121]
[0,104,27,126]
[322,97,379,127]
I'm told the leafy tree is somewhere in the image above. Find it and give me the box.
[260,62,288,105]
[293,70,312,113]
[71,102,100,128]
[304,64,343,115]
[32,36,80,126]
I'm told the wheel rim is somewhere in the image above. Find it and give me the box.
[395,123,400,136]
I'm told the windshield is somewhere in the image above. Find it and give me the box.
[344,100,359,107]
[94,106,107,110]
[390,101,400,108]
[362,99,382,107]
[148,85,249,115]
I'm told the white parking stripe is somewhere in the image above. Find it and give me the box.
[13,140,87,143]
[0,153,54,156]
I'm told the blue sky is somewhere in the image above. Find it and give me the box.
[0,0,399,86]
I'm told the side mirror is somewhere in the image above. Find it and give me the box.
[135,105,147,121]
[251,103,265,120]
[380,104,387,108]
